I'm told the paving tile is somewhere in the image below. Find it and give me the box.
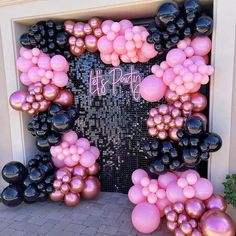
[103,225,118,235]
[82,226,97,235]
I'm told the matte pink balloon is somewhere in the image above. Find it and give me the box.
[20,73,32,86]
[63,131,78,144]
[28,66,41,83]
[37,55,51,70]
[76,138,91,151]
[52,72,68,87]
[166,49,186,67]
[119,19,133,34]
[191,36,212,56]
[156,198,171,217]
[89,146,100,159]
[132,202,160,234]
[128,185,146,204]
[113,36,126,54]
[17,56,33,72]
[97,36,113,54]
[181,170,200,179]
[50,55,68,72]
[166,181,186,203]
[193,178,213,200]
[132,169,148,185]
[140,75,167,102]
[52,155,65,168]
[158,172,177,189]
[80,151,96,168]
[64,156,79,167]
[141,42,158,59]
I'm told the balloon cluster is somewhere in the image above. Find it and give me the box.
[128,169,235,235]
[1,154,54,207]
[64,18,103,57]
[20,20,71,59]
[28,104,78,152]
[146,92,207,140]
[9,47,72,115]
[147,0,213,57]
[50,166,100,207]
[177,116,222,167]
[97,19,157,66]
[143,139,182,174]
[50,131,100,168]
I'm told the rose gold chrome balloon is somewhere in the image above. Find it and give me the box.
[56,168,71,180]
[38,100,50,112]
[88,17,102,29]
[54,89,73,108]
[83,23,92,35]
[173,203,184,214]
[149,108,158,117]
[204,194,227,212]
[94,27,103,38]
[191,93,207,112]
[85,35,97,52]
[61,183,70,194]
[166,211,178,222]
[88,163,100,175]
[185,198,206,219]
[64,192,80,207]
[69,36,76,46]
[50,190,64,202]
[200,209,235,236]
[73,22,85,38]
[43,84,59,101]
[81,176,101,200]
[180,222,192,235]
[167,221,177,232]
[53,180,62,190]
[64,20,75,34]
[146,118,155,127]
[70,176,85,193]
[148,127,157,136]
[73,165,88,179]
[9,90,28,110]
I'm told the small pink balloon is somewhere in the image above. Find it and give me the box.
[181,170,200,179]
[193,178,213,200]
[177,178,188,188]
[158,172,177,189]
[183,185,196,198]
[128,185,146,204]
[37,55,51,70]
[52,72,68,87]
[28,66,41,83]
[63,131,78,144]
[149,181,158,193]
[52,156,65,168]
[97,36,113,54]
[166,181,186,203]
[119,19,133,34]
[148,193,158,204]
[17,57,33,73]
[76,138,90,150]
[80,151,96,168]
[186,173,198,185]
[191,36,212,56]
[20,73,32,86]
[140,177,150,187]
[156,189,166,199]
[132,202,160,234]
[113,35,126,55]
[156,198,171,217]
[64,156,78,167]
[166,49,186,67]
[50,55,68,72]
[140,75,167,102]
[89,146,100,159]
[141,42,158,59]
[163,68,176,85]
[132,169,148,185]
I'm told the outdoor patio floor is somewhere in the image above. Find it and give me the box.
[0,192,172,236]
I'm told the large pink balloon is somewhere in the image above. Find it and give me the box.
[113,36,126,54]
[166,182,186,203]
[128,185,146,204]
[166,48,186,67]
[52,155,65,168]
[80,151,96,168]
[158,172,177,189]
[63,131,78,144]
[140,75,167,102]
[132,202,160,234]
[141,42,158,59]
[191,36,212,56]
[50,55,68,72]
[193,178,213,200]
[97,36,113,54]
[131,169,148,185]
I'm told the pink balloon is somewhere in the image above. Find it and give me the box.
[52,155,65,168]
[132,169,148,185]
[64,155,78,167]
[163,68,175,85]
[50,55,68,72]
[140,75,167,102]
[132,202,160,234]
[20,73,32,86]
[156,198,171,217]
[80,151,96,168]
[181,170,200,179]
[191,36,212,56]
[128,185,146,204]
[63,131,78,144]
[90,146,100,159]
[27,66,41,83]
[166,182,186,203]
[141,42,158,59]
[166,49,186,67]
[119,19,133,34]
[193,178,213,200]
[37,55,51,70]
[158,172,177,189]
[76,138,91,151]
[97,36,113,54]
[52,72,68,87]
[113,36,126,54]
[183,186,196,198]
[17,57,33,72]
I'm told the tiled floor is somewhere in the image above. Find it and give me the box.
[0,192,172,236]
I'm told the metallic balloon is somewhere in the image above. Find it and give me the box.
[55,168,71,181]
[73,22,85,38]
[73,165,88,179]
[64,192,80,207]
[88,17,102,29]
[70,176,85,193]
[85,35,97,52]
[192,113,207,125]
[1,185,23,207]
[9,90,28,110]
[81,176,101,200]
[204,194,227,212]
[191,93,207,112]
[43,84,59,101]
[64,20,75,34]
[88,163,100,175]
[185,198,206,219]
[50,190,64,202]
[83,23,92,35]
[54,89,74,108]
[200,209,235,236]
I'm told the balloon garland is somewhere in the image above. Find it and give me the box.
[1,0,235,235]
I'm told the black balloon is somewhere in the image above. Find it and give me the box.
[148,0,213,58]
[19,20,71,59]
[24,185,40,203]
[185,116,206,135]
[2,162,27,184]
[28,103,77,152]
[1,185,23,207]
